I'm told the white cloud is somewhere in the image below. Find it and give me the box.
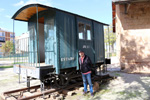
[5,15,11,19]
[14,0,24,6]
[0,27,10,31]
[0,8,5,12]
[14,0,52,7]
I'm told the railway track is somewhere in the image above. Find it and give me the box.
[0,74,114,100]
[0,81,83,100]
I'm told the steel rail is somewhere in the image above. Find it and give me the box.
[19,82,83,100]
[3,85,40,95]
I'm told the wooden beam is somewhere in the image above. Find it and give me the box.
[113,0,150,4]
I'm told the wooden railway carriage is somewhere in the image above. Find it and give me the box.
[12,4,108,87]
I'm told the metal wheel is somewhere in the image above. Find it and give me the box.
[54,74,69,88]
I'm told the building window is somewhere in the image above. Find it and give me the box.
[10,34,14,38]
[0,32,2,36]
[0,37,5,42]
[0,32,5,37]
[78,23,85,40]
[2,32,5,36]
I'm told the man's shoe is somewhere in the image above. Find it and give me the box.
[83,91,87,95]
[91,93,94,97]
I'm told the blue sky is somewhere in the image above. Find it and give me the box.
[0,0,112,36]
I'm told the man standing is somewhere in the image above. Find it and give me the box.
[78,50,94,96]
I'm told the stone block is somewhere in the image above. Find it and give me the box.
[93,82,100,92]
[75,87,80,90]
[23,92,33,97]
[56,96,63,100]
[67,91,76,96]
[35,98,45,100]
[61,90,69,95]
[37,88,41,93]
[6,97,16,100]
[50,94,56,99]
[79,87,84,92]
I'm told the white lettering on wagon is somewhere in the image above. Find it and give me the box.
[83,45,90,49]
[61,57,75,62]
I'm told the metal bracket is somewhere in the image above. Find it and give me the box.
[40,82,45,98]
[124,3,131,14]
[27,76,30,92]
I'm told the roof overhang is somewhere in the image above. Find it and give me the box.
[112,2,116,32]
[12,4,49,22]
[12,3,109,26]
[112,0,150,32]
[113,0,150,4]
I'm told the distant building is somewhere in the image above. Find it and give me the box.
[15,32,29,54]
[112,0,150,73]
[0,28,15,55]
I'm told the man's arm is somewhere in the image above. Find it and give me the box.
[78,58,81,70]
[88,57,92,67]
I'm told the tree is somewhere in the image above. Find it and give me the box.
[1,41,14,56]
[104,24,116,56]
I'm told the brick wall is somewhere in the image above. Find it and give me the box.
[116,2,150,73]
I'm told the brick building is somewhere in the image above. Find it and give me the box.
[113,0,150,73]
[0,28,15,55]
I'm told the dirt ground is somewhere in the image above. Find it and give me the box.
[63,63,150,100]
[0,57,150,100]
[0,68,41,94]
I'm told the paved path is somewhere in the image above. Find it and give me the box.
[0,68,40,93]
[0,61,14,66]
[107,56,121,72]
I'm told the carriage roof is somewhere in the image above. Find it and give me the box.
[12,3,108,26]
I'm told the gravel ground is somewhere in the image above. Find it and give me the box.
[99,72,150,100]
[65,61,150,100]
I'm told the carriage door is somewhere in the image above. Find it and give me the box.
[44,17,55,65]
[77,18,94,63]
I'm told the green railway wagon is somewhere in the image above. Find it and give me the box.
[12,4,108,87]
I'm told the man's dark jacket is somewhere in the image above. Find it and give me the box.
[79,55,92,73]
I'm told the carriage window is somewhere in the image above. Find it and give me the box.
[45,18,54,38]
[86,25,91,40]
[78,23,85,40]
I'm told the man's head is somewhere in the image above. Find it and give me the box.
[79,50,85,57]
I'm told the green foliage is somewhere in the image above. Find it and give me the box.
[104,25,116,46]
[115,73,121,76]
[118,91,126,95]
[1,41,13,56]
[13,62,26,64]
[100,89,111,94]
[0,66,13,68]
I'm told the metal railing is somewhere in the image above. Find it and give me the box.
[0,37,41,67]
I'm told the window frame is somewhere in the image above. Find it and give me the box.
[78,22,85,40]
[86,24,92,41]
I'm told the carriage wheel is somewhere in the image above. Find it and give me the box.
[54,74,69,88]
